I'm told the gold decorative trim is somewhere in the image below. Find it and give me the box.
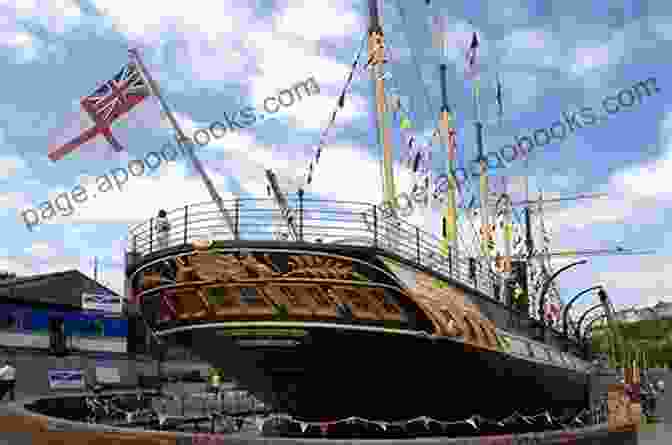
[137,250,497,349]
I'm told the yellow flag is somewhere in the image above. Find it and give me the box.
[444,183,457,243]
[504,223,513,242]
[439,238,450,257]
[400,116,412,129]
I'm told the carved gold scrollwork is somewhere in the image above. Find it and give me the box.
[168,286,207,320]
[312,286,342,318]
[286,255,352,280]
[366,289,403,321]
[330,286,381,321]
[141,272,162,289]
[263,284,318,319]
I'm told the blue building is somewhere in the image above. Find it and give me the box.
[0,270,128,354]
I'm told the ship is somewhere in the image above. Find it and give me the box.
[123,0,601,427]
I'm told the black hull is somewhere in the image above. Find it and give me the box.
[165,324,589,422]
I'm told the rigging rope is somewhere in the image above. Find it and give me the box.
[299,32,368,189]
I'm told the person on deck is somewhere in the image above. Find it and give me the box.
[155,210,171,250]
[0,359,17,402]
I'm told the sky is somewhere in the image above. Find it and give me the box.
[0,0,670,324]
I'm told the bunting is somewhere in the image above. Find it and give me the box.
[496,73,503,125]
[214,407,595,438]
[465,32,479,80]
[301,33,367,187]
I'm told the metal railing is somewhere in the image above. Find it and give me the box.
[128,198,498,305]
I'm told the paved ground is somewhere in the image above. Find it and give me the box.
[3,375,672,443]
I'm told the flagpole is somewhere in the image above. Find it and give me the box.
[128,49,238,239]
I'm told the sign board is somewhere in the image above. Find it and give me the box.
[71,336,126,353]
[95,366,120,384]
[0,331,49,349]
[47,369,85,390]
[81,293,122,313]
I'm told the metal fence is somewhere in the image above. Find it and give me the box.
[128,198,499,304]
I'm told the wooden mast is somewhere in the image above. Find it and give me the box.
[368,0,396,215]
[438,64,458,250]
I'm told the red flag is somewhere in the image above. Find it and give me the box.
[48,62,150,161]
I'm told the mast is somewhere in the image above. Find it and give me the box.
[437,25,458,252]
[128,49,237,239]
[368,0,396,214]
[265,169,299,241]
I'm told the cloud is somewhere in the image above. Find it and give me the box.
[12,0,82,33]
[273,0,361,42]
[0,155,27,179]
[541,110,672,232]
[25,160,235,227]
[0,0,80,63]
[500,29,563,69]
[589,256,672,306]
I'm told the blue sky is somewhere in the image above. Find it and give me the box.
[0,0,670,321]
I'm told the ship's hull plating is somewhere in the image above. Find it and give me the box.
[164,323,589,421]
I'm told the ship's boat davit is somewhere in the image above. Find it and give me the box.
[127,200,591,422]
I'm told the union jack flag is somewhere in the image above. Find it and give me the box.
[48,62,150,162]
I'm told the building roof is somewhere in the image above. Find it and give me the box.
[614,301,672,323]
[0,270,119,309]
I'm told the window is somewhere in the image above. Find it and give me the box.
[240,287,258,304]
[508,337,530,356]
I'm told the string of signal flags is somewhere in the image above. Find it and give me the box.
[190,407,599,442]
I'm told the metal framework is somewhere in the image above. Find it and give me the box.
[562,286,603,338]
[538,260,588,325]
[575,304,605,340]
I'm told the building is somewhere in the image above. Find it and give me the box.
[0,270,127,354]
[614,301,672,323]
[0,270,210,398]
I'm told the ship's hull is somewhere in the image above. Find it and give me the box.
[162,323,589,422]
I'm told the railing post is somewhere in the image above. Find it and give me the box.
[373,205,378,248]
[183,205,188,245]
[416,227,421,264]
[149,218,154,254]
[234,198,240,239]
[448,246,452,277]
[298,188,304,241]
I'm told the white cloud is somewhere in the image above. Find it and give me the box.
[0,155,27,179]
[500,29,563,69]
[0,191,30,212]
[30,160,235,227]
[570,42,614,75]
[1,0,81,34]
[273,1,361,42]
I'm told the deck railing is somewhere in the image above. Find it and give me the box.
[127,198,500,303]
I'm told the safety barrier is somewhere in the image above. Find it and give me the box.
[128,198,499,304]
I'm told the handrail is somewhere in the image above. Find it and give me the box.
[126,198,501,314]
